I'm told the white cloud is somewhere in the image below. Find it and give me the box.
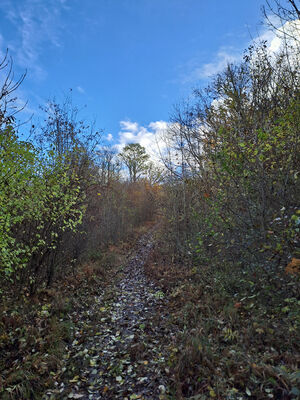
[149,120,169,131]
[248,18,300,72]
[106,133,113,141]
[76,85,85,94]
[120,120,139,133]
[268,20,300,56]
[116,119,169,165]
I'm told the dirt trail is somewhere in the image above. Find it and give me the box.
[44,229,176,400]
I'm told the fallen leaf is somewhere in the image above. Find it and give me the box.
[285,258,300,275]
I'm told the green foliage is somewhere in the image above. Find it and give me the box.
[119,143,150,182]
[0,125,37,275]
[0,124,85,281]
[163,41,300,270]
[157,21,300,400]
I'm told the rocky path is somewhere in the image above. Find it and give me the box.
[44,229,176,400]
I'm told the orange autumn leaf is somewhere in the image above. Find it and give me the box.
[285,258,300,275]
[204,193,210,199]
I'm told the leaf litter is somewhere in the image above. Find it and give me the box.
[43,229,176,400]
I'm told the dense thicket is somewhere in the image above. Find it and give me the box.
[0,56,158,296]
[151,8,300,399]
[161,39,299,271]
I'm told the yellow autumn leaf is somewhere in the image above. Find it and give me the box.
[69,375,80,383]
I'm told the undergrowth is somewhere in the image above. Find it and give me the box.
[0,224,148,400]
[145,232,300,400]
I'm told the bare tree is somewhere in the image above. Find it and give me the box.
[97,146,121,185]
[0,50,26,127]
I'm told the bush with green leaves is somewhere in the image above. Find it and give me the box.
[0,124,86,289]
[162,38,300,269]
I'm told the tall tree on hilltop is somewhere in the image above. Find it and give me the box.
[119,143,149,182]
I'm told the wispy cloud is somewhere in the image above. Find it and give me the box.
[0,0,68,80]
[0,33,5,60]
[180,15,300,83]
[179,44,245,84]
[76,85,85,94]
[191,47,242,80]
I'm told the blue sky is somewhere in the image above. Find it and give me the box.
[0,0,268,149]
